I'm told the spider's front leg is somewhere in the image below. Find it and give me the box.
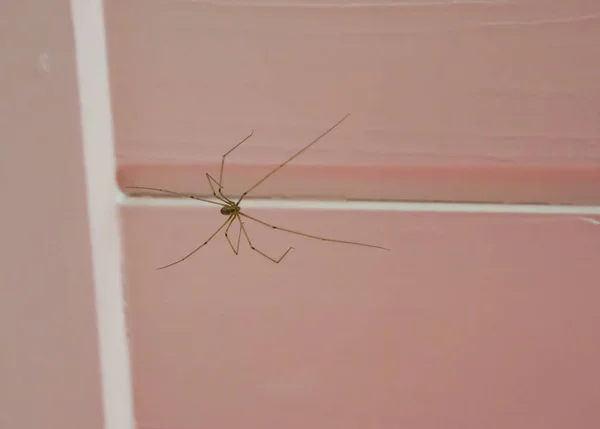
[208,130,255,203]
[206,173,232,204]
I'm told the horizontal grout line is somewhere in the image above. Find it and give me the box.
[176,0,510,9]
[118,193,600,215]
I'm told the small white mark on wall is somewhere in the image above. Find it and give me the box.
[37,53,51,74]
[579,217,600,226]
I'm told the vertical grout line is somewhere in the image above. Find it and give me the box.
[71,2,135,429]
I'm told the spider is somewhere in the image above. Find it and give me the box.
[126,114,390,270]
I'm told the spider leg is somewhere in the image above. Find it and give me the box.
[206,173,234,204]
[237,214,293,263]
[157,215,233,270]
[124,186,226,207]
[224,214,242,255]
[239,212,390,250]
[219,129,254,192]
[236,114,350,206]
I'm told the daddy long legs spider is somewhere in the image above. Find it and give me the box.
[126,114,390,270]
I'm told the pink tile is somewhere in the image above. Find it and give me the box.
[122,205,600,428]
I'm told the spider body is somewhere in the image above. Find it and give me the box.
[126,114,389,270]
[220,204,240,216]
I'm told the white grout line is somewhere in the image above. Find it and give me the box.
[118,192,600,215]
[72,2,134,429]
[185,0,510,9]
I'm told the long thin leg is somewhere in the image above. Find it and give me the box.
[236,114,351,206]
[239,212,390,251]
[157,215,233,270]
[219,130,254,192]
[224,214,242,255]
[206,173,234,204]
[125,186,226,207]
[237,214,294,263]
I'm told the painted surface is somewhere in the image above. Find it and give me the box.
[71,0,136,427]
[109,0,600,427]
[1,1,106,428]
[122,204,600,428]
[108,0,600,203]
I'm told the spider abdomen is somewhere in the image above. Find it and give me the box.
[221,205,239,215]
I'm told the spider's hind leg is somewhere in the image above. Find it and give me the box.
[224,215,242,255]
[237,215,293,263]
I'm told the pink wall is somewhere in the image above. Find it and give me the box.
[4,1,599,429]
[110,0,600,427]
[1,2,105,428]
[122,204,600,428]
[109,0,600,204]
[1,1,133,429]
